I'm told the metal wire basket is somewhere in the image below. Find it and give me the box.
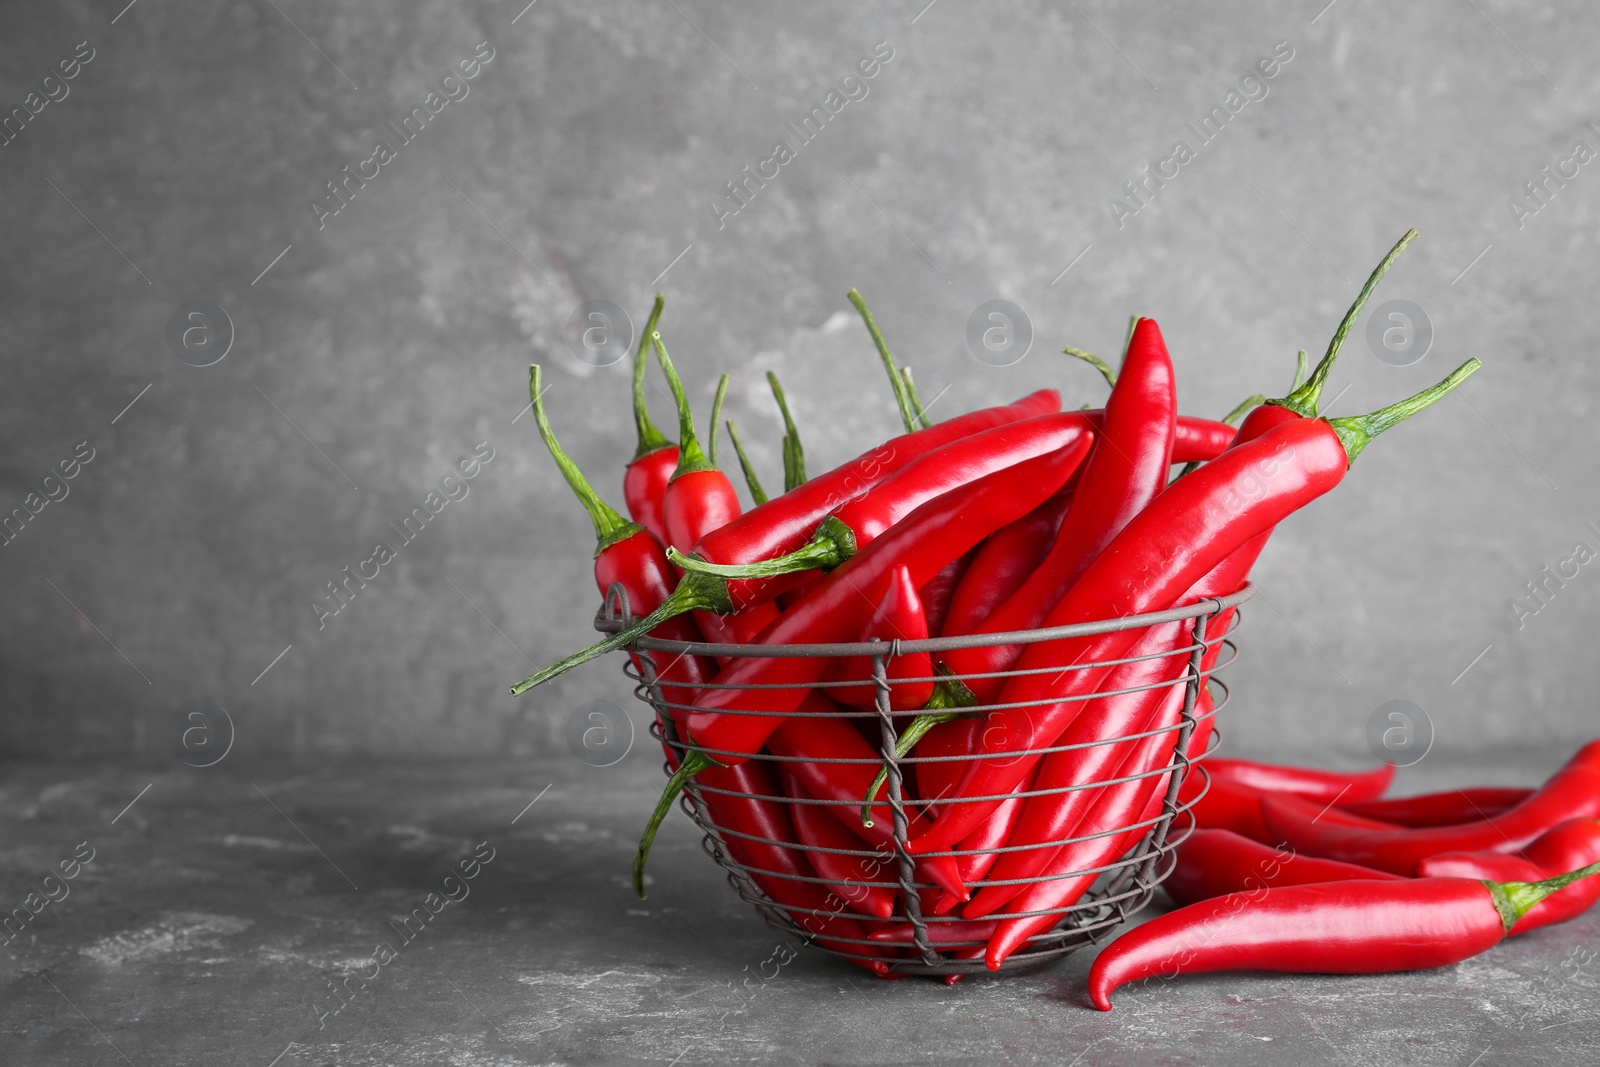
[596,584,1250,977]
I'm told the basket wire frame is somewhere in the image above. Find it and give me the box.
[599,583,1250,976]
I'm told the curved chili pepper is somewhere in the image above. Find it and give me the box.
[1262,740,1600,875]
[981,685,1216,968]
[511,389,1063,691]
[1341,786,1533,827]
[777,765,898,920]
[671,412,1096,583]
[1414,850,1541,882]
[1163,828,1399,907]
[908,359,1480,857]
[628,448,1088,894]
[971,535,1260,923]
[622,296,678,543]
[696,757,888,972]
[961,619,1192,919]
[1087,862,1600,1010]
[527,365,712,712]
[918,546,978,639]
[925,319,1176,705]
[942,489,1075,638]
[829,565,934,712]
[1417,819,1600,933]
[766,697,968,901]
[1205,759,1394,804]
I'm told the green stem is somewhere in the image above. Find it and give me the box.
[529,365,641,552]
[634,749,718,898]
[1327,358,1480,465]
[724,419,769,505]
[767,371,807,490]
[1487,859,1600,933]
[1222,393,1266,427]
[1063,345,1117,389]
[651,331,714,476]
[860,674,977,826]
[847,288,918,434]
[708,373,731,468]
[666,514,856,580]
[507,572,730,695]
[632,295,671,459]
[1277,229,1418,418]
[901,367,933,429]
[1290,349,1310,392]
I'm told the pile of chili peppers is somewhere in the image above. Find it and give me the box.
[1090,745,1600,1009]
[503,231,1583,998]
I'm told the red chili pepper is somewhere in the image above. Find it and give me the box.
[1086,863,1600,1010]
[961,619,1192,919]
[1205,759,1394,804]
[777,765,898,920]
[671,412,1096,586]
[1518,818,1600,931]
[527,365,711,713]
[1415,818,1600,934]
[828,565,934,712]
[1261,740,1600,875]
[1414,850,1541,882]
[942,490,1074,637]
[630,447,1087,893]
[766,696,969,902]
[511,389,1062,692]
[1341,786,1533,827]
[929,318,1176,703]
[919,545,979,638]
[908,359,1480,857]
[1163,828,1400,906]
[980,685,1215,969]
[622,296,678,543]
[695,758,888,973]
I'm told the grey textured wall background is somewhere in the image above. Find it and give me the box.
[2,0,1597,768]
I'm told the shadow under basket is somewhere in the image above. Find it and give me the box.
[596,584,1251,978]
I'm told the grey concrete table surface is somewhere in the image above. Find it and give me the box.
[3,749,1597,1067]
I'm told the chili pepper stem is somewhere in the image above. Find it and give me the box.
[529,365,641,552]
[508,572,731,694]
[847,288,919,434]
[1328,358,1481,465]
[631,295,671,459]
[1063,345,1117,389]
[724,418,769,505]
[767,371,807,490]
[1490,859,1600,932]
[901,367,933,429]
[634,748,719,898]
[861,674,977,825]
[860,711,962,827]
[1276,229,1418,418]
[668,515,857,580]
[708,373,731,468]
[652,331,714,476]
[1290,349,1310,391]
